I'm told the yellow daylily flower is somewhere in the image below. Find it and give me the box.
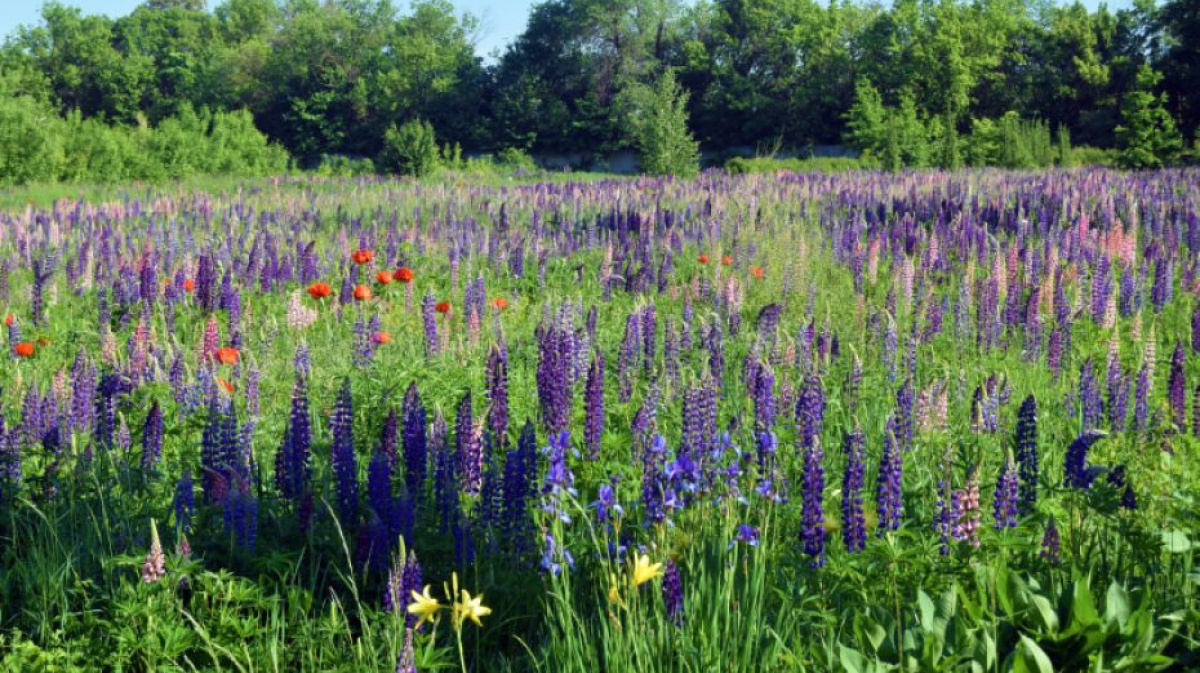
[407,585,442,627]
[632,554,663,586]
[454,588,492,628]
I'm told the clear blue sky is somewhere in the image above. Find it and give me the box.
[0,0,1136,61]
[0,0,537,59]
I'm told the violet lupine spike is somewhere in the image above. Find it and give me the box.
[1064,429,1108,490]
[875,417,904,534]
[1168,342,1187,432]
[1133,365,1150,433]
[1015,395,1038,512]
[753,361,776,437]
[1041,519,1061,563]
[795,375,825,452]
[456,391,482,496]
[503,420,539,564]
[800,439,826,568]
[486,344,509,442]
[617,310,641,402]
[584,351,605,460]
[993,454,1019,530]
[894,378,914,452]
[1079,358,1104,431]
[141,401,164,472]
[331,378,358,529]
[422,290,439,357]
[402,383,428,507]
[662,560,684,626]
[536,317,572,434]
[367,449,394,571]
[841,428,866,553]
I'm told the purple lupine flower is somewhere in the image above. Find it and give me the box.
[1169,343,1187,432]
[1192,303,1200,354]
[641,305,657,372]
[753,362,776,436]
[875,417,904,534]
[591,480,624,525]
[883,318,898,381]
[584,351,605,460]
[367,449,394,571]
[950,470,981,547]
[536,317,572,434]
[222,474,258,551]
[331,378,358,528]
[1047,326,1063,378]
[456,391,482,495]
[1133,365,1150,432]
[396,629,416,673]
[353,310,372,367]
[1079,358,1104,431]
[432,410,457,534]
[141,401,164,472]
[895,378,914,451]
[201,398,229,503]
[1151,259,1171,312]
[422,290,439,357]
[795,375,825,451]
[800,439,826,568]
[841,428,866,553]
[542,431,577,524]
[617,310,641,402]
[380,406,399,467]
[642,434,670,526]
[539,532,574,577]
[706,321,725,384]
[1040,519,1061,563]
[1064,429,1107,489]
[662,560,684,626]
[934,445,954,555]
[503,420,539,563]
[1108,360,1129,432]
[174,468,195,533]
[402,383,427,507]
[1015,395,1038,511]
[993,455,1019,530]
[70,352,97,432]
[196,254,217,313]
[276,376,312,505]
[486,344,509,441]
[844,353,863,416]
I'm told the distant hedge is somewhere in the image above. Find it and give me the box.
[0,97,288,187]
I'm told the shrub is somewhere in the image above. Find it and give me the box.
[621,70,700,177]
[379,119,440,177]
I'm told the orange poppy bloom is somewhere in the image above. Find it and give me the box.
[14,342,35,358]
[372,331,392,345]
[183,279,196,293]
[721,255,733,266]
[435,301,451,314]
[395,267,414,283]
[4,313,13,326]
[354,284,372,301]
[698,254,709,265]
[307,282,332,299]
[751,266,765,280]
[376,271,393,285]
[216,346,239,366]
[351,249,375,265]
[491,297,509,310]
[218,378,235,394]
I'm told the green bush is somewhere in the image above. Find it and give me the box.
[725,156,866,175]
[314,154,377,177]
[0,96,65,186]
[621,70,700,177]
[379,119,441,177]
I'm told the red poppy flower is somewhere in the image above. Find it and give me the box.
[435,301,451,314]
[351,249,374,265]
[698,254,709,265]
[376,271,393,285]
[751,266,765,280]
[395,267,414,283]
[3,313,13,327]
[218,378,235,394]
[307,282,332,299]
[491,297,509,310]
[354,284,372,301]
[183,279,196,293]
[14,342,34,358]
[216,346,239,366]
[721,255,733,266]
[373,331,392,345]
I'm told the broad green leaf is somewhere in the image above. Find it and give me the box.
[1104,582,1130,628]
[918,589,936,632]
[1030,595,1060,634]
[1071,577,1100,629]
[1161,531,1191,553]
[838,644,867,673]
[1014,636,1055,673]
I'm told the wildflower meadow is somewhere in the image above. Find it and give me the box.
[1,169,1199,671]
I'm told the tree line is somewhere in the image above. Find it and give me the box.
[1,0,1197,183]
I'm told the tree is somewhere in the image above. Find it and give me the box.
[1115,65,1183,169]
[621,69,699,176]
[1159,0,1200,138]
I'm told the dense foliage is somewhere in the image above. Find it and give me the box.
[1,0,1199,183]
[1,169,1198,671]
